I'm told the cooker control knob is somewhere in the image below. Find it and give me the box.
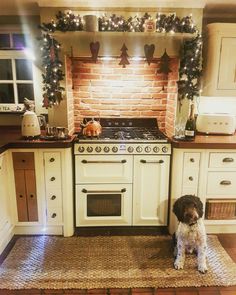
[145,146,151,153]
[136,146,143,153]
[112,146,118,153]
[104,146,110,153]
[95,146,102,153]
[87,146,93,153]
[78,146,85,153]
[127,146,134,153]
[162,146,168,153]
[153,146,160,153]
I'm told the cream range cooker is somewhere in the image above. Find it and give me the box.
[74,118,171,227]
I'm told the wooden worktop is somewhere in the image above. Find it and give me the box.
[171,133,236,149]
[0,126,74,154]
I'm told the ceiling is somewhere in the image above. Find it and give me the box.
[0,0,236,16]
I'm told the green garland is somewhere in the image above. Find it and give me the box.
[39,10,201,107]
[39,33,64,108]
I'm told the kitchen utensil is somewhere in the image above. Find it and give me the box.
[21,111,46,138]
[81,118,102,137]
[57,127,69,139]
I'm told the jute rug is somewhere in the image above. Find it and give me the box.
[0,235,235,290]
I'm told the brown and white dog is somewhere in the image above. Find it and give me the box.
[173,195,208,273]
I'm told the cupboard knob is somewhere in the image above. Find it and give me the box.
[30,194,34,198]
[189,176,193,181]
[22,159,26,163]
[51,195,56,200]
[50,177,56,181]
[19,195,23,198]
[51,213,57,218]
[190,158,195,162]
[50,158,55,162]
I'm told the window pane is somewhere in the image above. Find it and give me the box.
[0,60,13,80]
[15,59,32,80]
[0,34,10,48]
[0,84,14,103]
[17,83,34,103]
[12,34,26,49]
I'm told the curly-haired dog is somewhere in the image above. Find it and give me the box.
[173,195,207,273]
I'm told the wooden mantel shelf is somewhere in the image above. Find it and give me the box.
[171,133,236,149]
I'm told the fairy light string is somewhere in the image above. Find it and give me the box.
[39,10,201,106]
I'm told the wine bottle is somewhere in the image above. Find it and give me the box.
[184,103,196,140]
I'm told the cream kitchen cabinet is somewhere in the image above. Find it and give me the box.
[133,155,170,226]
[8,148,73,237]
[0,152,14,255]
[169,148,236,234]
[203,23,236,96]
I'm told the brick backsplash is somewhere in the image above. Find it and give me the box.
[67,57,178,135]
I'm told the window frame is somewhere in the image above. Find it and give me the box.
[0,50,36,113]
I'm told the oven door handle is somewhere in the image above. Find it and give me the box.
[81,159,127,164]
[140,159,164,164]
[82,188,126,193]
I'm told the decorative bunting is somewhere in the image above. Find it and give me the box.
[119,43,130,68]
[90,41,100,63]
[144,44,155,65]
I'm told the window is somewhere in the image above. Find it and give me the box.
[0,32,35,112]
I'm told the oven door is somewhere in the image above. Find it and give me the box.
[76,184,132,226]
[75,155,132,184]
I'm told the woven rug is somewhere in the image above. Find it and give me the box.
[0,235,235,290]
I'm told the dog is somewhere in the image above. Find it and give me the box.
[172,195,208,273]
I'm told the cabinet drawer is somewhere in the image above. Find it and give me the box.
[47,207,63,224]
[12,152,35,170]
[46,188,62,207]
[207,172,236,195]
[182,169,199,187]
[209,153,236,168]
[44,152,61,171]
[183,152,200,169]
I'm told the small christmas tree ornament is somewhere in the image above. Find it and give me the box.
[119,43,130,68]
[144,44,155,65]
[90,41,100,63]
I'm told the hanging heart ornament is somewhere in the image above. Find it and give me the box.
[144,44,155,65]
[90,41,100,63]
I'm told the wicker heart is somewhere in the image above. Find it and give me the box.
[90,41,100,63]
[144,44,155,65]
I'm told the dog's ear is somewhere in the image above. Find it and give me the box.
[193,196,204,218]
[173,198,185,222]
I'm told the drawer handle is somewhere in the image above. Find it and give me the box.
[220,180,231,185]
[51,195,56,200]
[222,157,234,163]
[51,213,57,218]
[50,158,55,162]
[189,176,193,181]
[50,177,56,181]
[140,159,164,164]
[190,158,195,162]
[81,159,127,164]
[82,188,126,194]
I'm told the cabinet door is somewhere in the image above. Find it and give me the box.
[133,155,170,225]
[14,169,28,222]
[218,37,236,90]
[25,170,38,221]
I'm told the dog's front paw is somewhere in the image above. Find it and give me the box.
[198,264,208,274]
[174,259,184,270]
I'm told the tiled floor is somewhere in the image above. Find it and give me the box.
[0,234,235,295]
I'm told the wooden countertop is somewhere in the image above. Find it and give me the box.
[171,133,236,149]
[0,127,74,154]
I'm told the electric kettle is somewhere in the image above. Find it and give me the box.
[21,111,46,138]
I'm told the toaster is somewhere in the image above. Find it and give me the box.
[196,113,236,135]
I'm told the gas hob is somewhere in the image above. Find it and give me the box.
[74,118,171,155]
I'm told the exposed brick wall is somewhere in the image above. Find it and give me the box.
[65,55,75,134]
[71,57,178,135]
